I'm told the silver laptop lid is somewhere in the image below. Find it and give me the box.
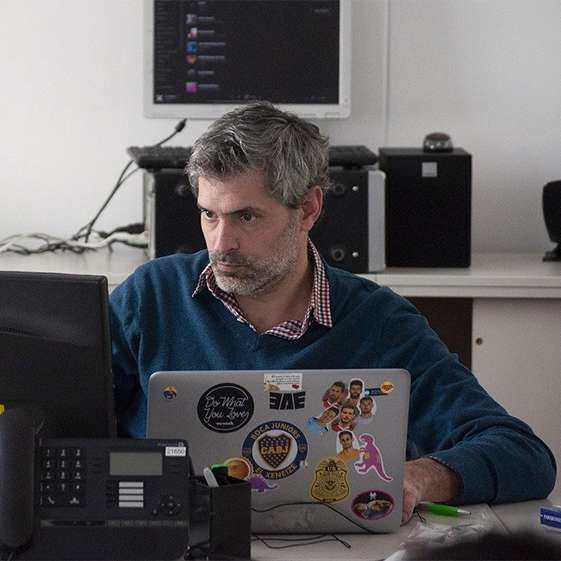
[147,369,410,533]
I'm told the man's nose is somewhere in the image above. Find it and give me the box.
[210,220,239,253]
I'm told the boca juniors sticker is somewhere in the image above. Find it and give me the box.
[242,421,308,480]
[310,457,350,503]
[197,383,254,433]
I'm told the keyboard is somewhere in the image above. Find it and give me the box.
[127,144,377,171]
[127,145,192,170]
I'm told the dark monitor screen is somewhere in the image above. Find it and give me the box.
[145,0,351,119]
[0,272,116,438]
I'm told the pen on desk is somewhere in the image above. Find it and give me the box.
[203,466,219,488]
[418,502,471,517]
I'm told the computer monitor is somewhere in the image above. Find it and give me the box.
[144,0,351,120]
[0,271,116,438]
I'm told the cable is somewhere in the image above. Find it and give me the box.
[0,231,148,255]
[251,500,380,534]
[252,533,352,550]
[0,120,187,256]
[75,118,187,243]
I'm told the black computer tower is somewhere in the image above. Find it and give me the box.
[378,147,472,267]
[143,168,386,273]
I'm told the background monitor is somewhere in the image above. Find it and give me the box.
[144,0,351,120]
[0,271,116,438]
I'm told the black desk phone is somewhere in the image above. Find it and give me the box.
[0,410,190,561]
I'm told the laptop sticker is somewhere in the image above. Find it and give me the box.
[356,395,377,425]
[335,430,360,462]
[351,490,394,521]
[162,385,177,400]
[248,473,279,493]
[223,456,252,480]
[310,457,350,503]
[330,402,359,432]
[306,406,340,434]
[354,433,393,481]
[197,383,254,433]
[263,372,303,392]
[321,381,347,408]
[364,380,395,397]
[223,456,279,493]
[346,378,365,407]
[242,421,308,480]
[269,391,306,410]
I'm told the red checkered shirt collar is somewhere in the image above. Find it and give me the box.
[193,240,332,339]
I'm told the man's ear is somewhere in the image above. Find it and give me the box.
[299,186,323,232]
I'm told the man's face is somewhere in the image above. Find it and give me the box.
[328,385,343,402]
[318,409,337,425]
[360,398,373,415]
[339,433,353,450]
[349,383,362,399]
[197,169,304,296]
[339,407,354,424]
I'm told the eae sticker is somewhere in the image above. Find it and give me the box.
[197,383,254,433]
[242,421,308,480]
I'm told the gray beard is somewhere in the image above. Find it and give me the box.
[210,216,300,297]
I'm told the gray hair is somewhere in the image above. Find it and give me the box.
[185,101,330,208]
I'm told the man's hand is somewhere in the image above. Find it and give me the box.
[402,457,461,524]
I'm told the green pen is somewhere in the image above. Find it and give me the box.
[419,501,471,517]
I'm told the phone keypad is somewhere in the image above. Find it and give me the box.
[39,447,86,507]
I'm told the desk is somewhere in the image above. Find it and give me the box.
[1,250,560,489]
[250,503,499,561]
[492,492,561,535]
[2,250,559,296]
[249,495,561,561]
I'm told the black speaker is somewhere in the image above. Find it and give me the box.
[143,170,205,259]
[143,169,386,272]
[378,147,472,267]
[311,168,385,272]
[542,180,561,261]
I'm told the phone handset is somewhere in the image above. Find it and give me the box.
[0,408,35,553]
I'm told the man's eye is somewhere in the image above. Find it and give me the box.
[200,209,215,220]
[240,211,256,224]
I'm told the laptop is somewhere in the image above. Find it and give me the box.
[147,369,410,534]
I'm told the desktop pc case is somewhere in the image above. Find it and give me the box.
[143,168,386,273]
[378,148,472,268]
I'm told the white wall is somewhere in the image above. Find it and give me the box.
[387,0,561,253]
[0,0,559,252]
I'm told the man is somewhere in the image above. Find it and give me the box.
[336,430,360,462]
[330,402,358,433]
[307,406,339,434]
[322,381,346,408]
[357,396,376,424]
[110,101,556,524]
[346,379,363,407]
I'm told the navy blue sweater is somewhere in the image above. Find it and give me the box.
[110,250,556,505]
